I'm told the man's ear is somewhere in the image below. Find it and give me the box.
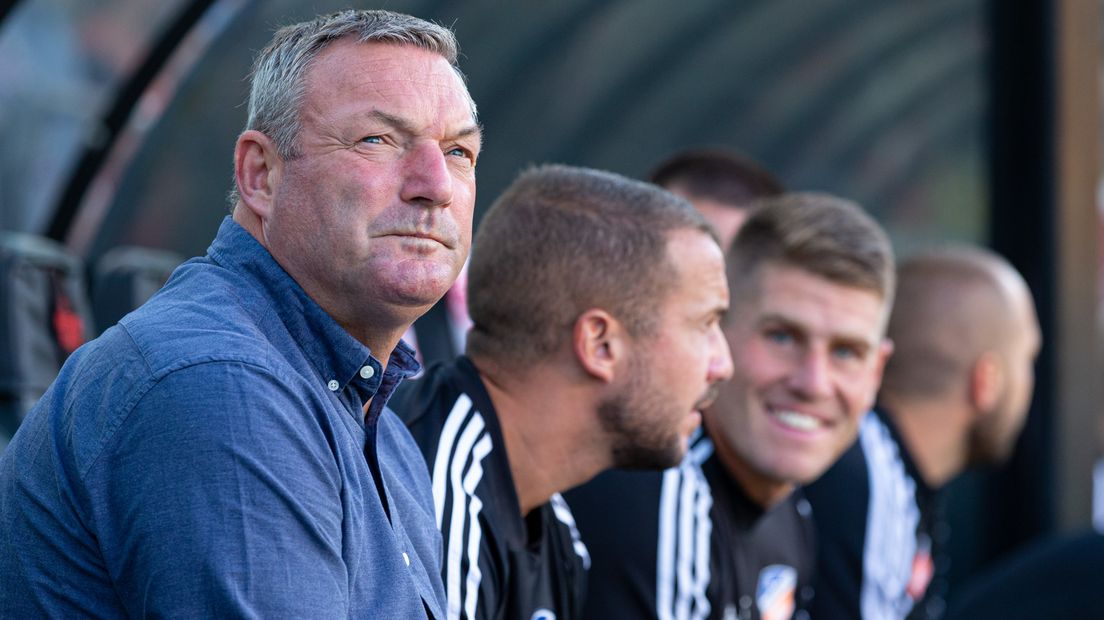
[970,351,1005,413]
[863,338,894,411]
[234,129,283,220]
[573,309,626,384]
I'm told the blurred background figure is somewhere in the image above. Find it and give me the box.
[649,147,784,249]
[805,246,1041,619]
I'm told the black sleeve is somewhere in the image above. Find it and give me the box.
[945,530,1104,620]
[565,469,666,620]
[399,370,506,620]
[803,439,870,620]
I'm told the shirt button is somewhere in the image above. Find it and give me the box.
[360,365,375,379]
[402,552,410,566]
[327,379,340,391]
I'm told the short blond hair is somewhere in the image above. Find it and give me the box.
[727,192,895,308]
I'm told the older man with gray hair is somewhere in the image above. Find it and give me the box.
[0,10,480,618]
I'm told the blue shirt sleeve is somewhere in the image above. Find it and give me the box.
[85,360,353,617]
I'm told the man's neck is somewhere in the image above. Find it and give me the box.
[880,397,969,489]
[475,359,610,516]
[709,429,794,509]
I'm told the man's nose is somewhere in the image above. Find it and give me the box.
[708,325,735,383]
[401,142,454,207]
[789,347,833,399]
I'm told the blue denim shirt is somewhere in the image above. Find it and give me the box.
[0,217,447,618]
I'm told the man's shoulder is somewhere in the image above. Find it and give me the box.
[119,260,282,376]
[396,358,518,537]
[388,359,462,427]
[33,257,323,480]
[393,358,495,454]
[564,467,667,548]
[803,418,873,513]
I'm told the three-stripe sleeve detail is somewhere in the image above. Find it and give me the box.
[550,493,592,570]
[431,394,494,620]
[656,438,715,620]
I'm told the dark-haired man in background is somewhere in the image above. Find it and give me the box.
[649,147,784,249]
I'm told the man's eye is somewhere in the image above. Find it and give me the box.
[831,345,861,361]
[361,135,384,144]
[446,146,473,161]
[765,329,793,345]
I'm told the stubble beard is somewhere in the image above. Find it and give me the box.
[598,359,685,471]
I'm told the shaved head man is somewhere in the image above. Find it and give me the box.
[881,248,1041,476]
[806,246,1042,620]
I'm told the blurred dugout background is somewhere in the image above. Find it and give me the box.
[1,0,1101,600]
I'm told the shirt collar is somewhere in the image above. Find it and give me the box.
[206,217,421,410]
[872,404,935,496]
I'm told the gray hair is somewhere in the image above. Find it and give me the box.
[229,10,470,207]
[249,9,470,157]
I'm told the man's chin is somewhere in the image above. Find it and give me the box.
[613,440,685,471]
[379,269,457,308]
[685,410,702,436]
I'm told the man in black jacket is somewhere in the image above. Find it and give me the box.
[393,164,734,620]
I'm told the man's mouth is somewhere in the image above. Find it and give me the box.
[391,231,451,248]
[769,408,822,432]
[694,384,721,411]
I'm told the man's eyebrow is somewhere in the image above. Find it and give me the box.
[758,312,876,348]
[367,110,482,145]
[366,110,417,134]
[757,311,797,328]
[454,123,483,144]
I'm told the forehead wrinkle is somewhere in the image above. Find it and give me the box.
[304,43,475,122]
